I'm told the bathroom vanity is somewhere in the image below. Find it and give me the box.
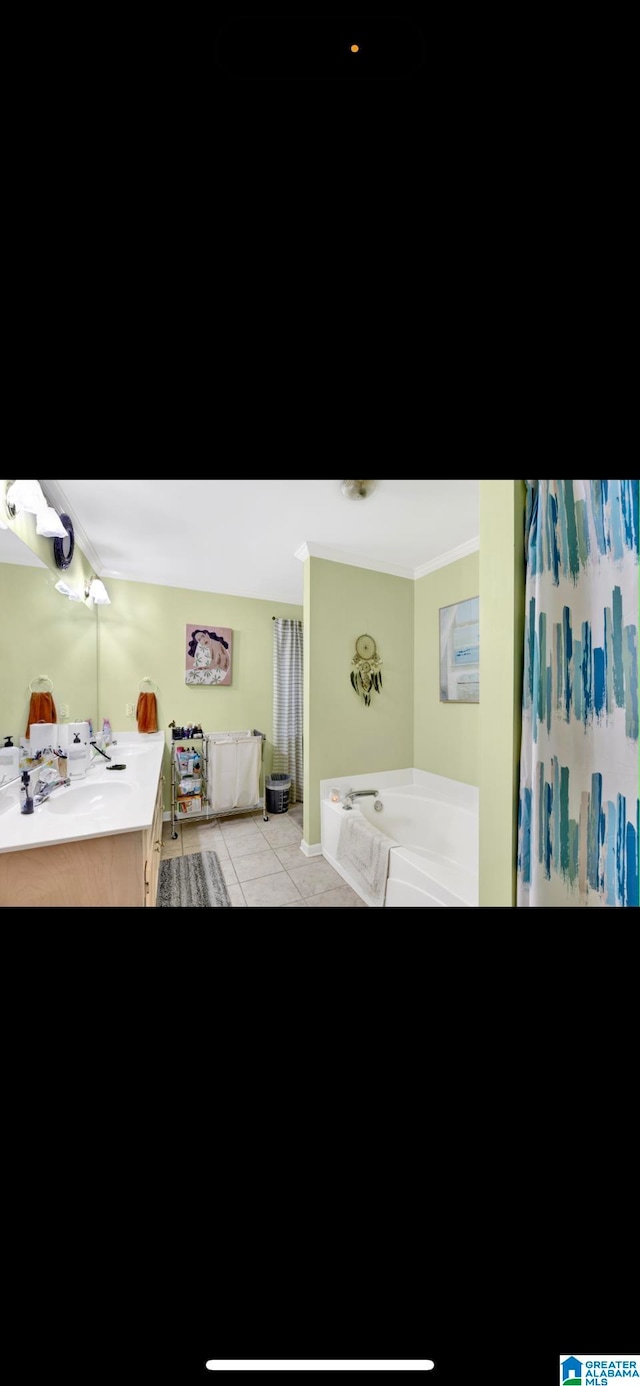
[0,734,166,907]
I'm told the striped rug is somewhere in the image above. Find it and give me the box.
[157,851,231,907]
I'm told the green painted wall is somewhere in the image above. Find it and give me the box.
[479,480,526,907]
[96,578,302,810]
[0,562,98,744]
[414,551,480,786]
[304,557,414,847]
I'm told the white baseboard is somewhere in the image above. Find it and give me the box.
[301,839,323,857]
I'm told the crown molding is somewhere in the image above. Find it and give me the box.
[413,535,479,579]
[40,479,106,576]
[294,535,480,581]
[294,540,415,580]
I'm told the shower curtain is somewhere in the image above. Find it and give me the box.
[272,618,303,804]
[517,480,638,907]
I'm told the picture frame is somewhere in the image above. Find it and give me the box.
[439,597,479,703]
[185,625,232,685]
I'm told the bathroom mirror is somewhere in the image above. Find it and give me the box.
[0,526,98,749]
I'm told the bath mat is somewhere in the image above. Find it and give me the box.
[157,851,232,907]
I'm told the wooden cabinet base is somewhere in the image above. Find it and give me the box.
[0,776,165,908]
[0,831,147,906]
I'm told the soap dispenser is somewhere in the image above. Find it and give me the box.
[0,737,19,784]
[20,770,34,814]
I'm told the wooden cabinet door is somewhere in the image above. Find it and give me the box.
[145,775,164,907]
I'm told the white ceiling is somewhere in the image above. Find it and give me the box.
[36,479,479,606]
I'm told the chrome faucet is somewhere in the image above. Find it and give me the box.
[33,777,71,805]
[342,788,379,809]
[0,771,70,803]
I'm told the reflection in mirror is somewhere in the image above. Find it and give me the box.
[0,527,98,754]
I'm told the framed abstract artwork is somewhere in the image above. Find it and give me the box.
[439,597,479,703]
[185,625,232,685]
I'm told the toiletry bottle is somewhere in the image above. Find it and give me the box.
[0,738,20,784]
[101,718,112,747]
[20,770,34,814]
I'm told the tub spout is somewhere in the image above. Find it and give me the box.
[343,788,379,808]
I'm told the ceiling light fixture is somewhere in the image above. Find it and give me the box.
[36,506,69,539]
[6,478,47,517]
[341,480,377,500]
[86,576,111,606]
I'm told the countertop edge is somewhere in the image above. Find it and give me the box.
[0,744,165,855]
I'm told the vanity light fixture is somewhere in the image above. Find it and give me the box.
[6,478,47,517]
[36,505,69,539]
[55,579,82,601]
[86,576,111,605]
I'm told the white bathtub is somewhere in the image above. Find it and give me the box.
[320,769,478,907]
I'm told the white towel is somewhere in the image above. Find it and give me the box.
[336,811,392,904]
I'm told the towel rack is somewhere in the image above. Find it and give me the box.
[138,677,160,693]
[28,674,54,692]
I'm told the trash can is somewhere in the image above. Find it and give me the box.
[265,773,291,814]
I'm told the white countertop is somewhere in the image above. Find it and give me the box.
[0,732,165,855]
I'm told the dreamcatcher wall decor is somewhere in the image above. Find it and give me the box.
[351,634,382,707]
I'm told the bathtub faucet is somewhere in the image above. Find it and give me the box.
[342,788,379,809]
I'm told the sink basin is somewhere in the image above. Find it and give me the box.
[45,782,135,815]
[0,789,20,817]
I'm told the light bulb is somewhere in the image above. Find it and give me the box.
[36,506,68,538]
[6,479,47,515]
[88,577,111,605]
[55,580,82,600]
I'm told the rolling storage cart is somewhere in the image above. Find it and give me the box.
[170,736,207,839]
[170,730,267,836]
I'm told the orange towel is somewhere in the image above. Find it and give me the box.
[136,692,158,734]
[25,692,57,738]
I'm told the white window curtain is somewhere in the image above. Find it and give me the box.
[272,618,303,804]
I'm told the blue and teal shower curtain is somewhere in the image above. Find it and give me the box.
[517,480,638,907]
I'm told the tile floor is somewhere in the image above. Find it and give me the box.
[161,802,367,907]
